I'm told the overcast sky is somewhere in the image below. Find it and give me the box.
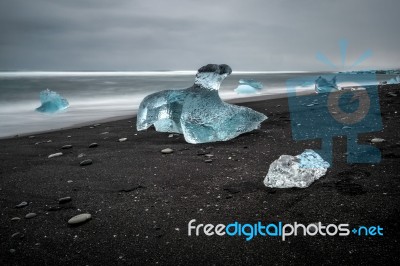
[0,0,399,71]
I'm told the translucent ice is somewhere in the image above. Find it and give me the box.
[137,64,268,144]
[36,89,69,113]
[263,149,330,188]
[239,79,263,89]
[387,76,400,84]
[235,79,263,95]
[314,76,338,93]
[235,84,260,94]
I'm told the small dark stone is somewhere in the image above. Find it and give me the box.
[59,196,72,204]
[80,159,93,166]
[61,145,73,150]
[118,185,146,193]
[47,206,62,212]
[25,213,37,219]
[15,201,28,208]
[89,143,98,148]
[197,149,207,156]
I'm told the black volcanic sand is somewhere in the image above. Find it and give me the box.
[1,85,400,265]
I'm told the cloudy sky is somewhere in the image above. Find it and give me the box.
[0,0,399,71]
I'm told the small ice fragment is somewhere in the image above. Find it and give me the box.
[387,76,400,85]
[371,138,385,143]
[314,76,339,93]
[264,149,330,188]
[235,79,263,95]
[234,84,260,95]
[239,79,263,89]
[36,89,69,113]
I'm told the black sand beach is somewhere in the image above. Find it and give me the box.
[1,85,400,265]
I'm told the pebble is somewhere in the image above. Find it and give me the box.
[168,134,174,138]
[161,148,174,154]
[48,152,63,158]
[204,159,213,163]
[11,217,21,221]
[89,143,98,148]
[25,213,37,219]
[371,138,385,143]
[77,153,85,158]
[15,201,28,208]
[197,149,207,156]
[59,196,72,204]
[11,232,21,238]
[100,132,109,135]
[80,159,93,166]
[205,154,214,158]
[61,145,73,150]
[118,138,127,142]
[68,213,92,225]
[28,135,35,139]
[388,92,397,97]
[10,249,16,254]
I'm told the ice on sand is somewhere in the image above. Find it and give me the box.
[314,76,339,93]
[235,79,263,95]
[36,89,69,113]
[137,64,267,144]
[387,76,400,85]
[264,149,330,188]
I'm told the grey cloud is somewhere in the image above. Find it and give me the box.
[0,0,399,71]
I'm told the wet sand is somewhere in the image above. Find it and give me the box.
[1,85,399,265]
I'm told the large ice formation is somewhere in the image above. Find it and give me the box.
[264,149,330,188]
[36,89,69,113]
[235,79,263,95]
[137,64,268,144]
[314,76,339,93]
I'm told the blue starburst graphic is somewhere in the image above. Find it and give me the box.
[316,39,373,70]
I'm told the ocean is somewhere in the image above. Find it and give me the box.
[0,71,394,138]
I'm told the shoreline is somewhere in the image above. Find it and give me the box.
[0,91,302,140]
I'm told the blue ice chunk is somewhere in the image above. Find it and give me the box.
[235,79,263,94]
[314,76,339,93]
[239,79,263,90]
[387,76,400,84]
[36,89,69,113]
[234,84,261,95]
[137,64,268,144]
[263,149,330,188]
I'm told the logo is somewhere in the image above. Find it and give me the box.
[287,39,382,165]
[187,219,384,241]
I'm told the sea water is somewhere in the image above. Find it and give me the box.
[0,71,392,138]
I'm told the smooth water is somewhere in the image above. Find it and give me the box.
[0,71,393,138]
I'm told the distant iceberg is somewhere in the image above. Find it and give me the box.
[235,79,263,95]
[314,76,339,93]
[36,89,69,113]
